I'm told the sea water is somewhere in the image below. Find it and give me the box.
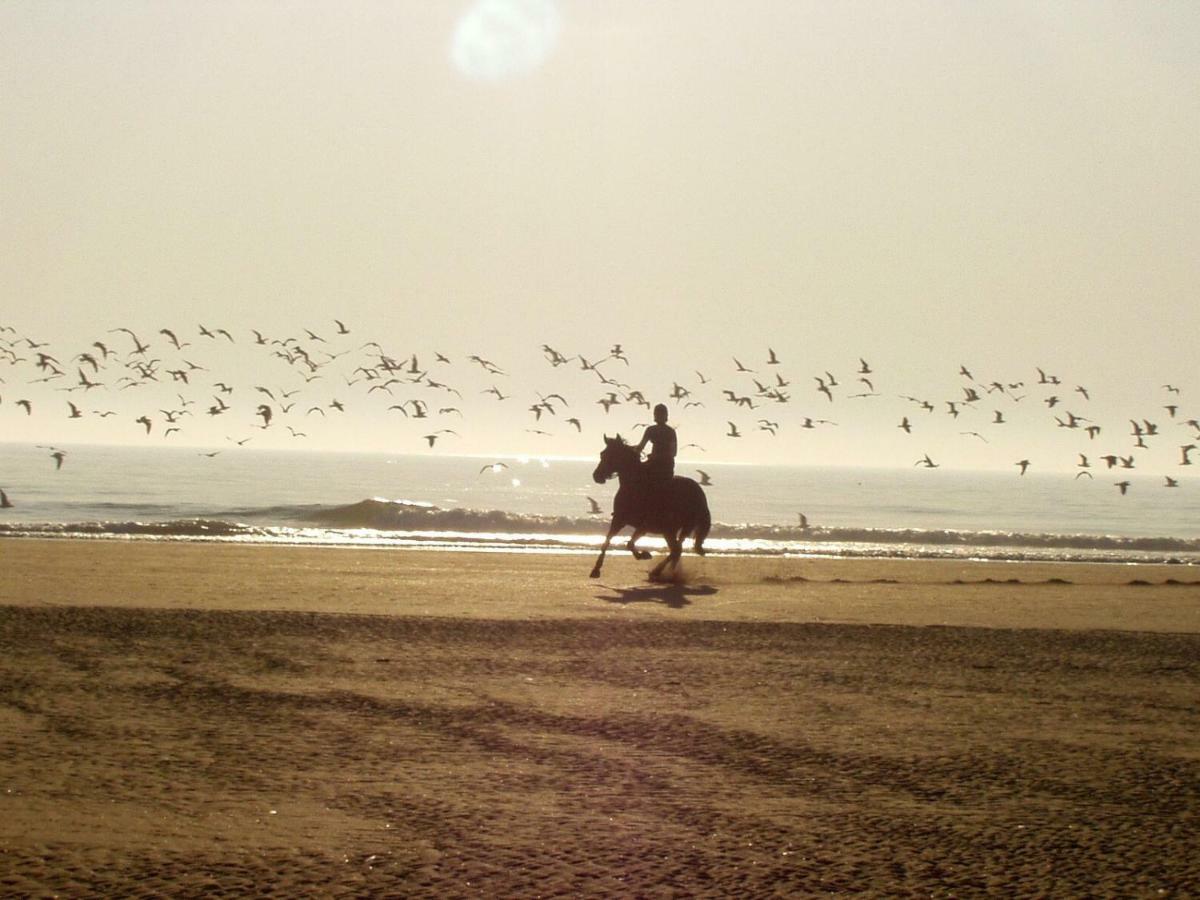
[1,443,1199,564]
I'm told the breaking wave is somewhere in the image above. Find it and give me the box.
[3,497,1200,564]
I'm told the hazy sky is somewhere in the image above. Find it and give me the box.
[2,1,1199,471]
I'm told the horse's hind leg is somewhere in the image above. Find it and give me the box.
[649,530,684,581]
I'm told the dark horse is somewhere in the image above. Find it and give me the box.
[590,435,711,579]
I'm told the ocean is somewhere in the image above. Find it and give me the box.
[1,442,1199,565]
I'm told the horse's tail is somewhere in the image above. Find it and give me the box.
[693,489,711,556]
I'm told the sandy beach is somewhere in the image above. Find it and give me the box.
[1,540,1198,896]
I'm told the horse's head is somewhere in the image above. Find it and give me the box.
[593,434,636,484]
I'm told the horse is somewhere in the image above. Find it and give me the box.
[589,435,711,580]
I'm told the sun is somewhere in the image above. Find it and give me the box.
[450,0,561,83]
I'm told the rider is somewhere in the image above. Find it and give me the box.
[634,403,677,499]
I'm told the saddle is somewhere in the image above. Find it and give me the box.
[639,459,674,517]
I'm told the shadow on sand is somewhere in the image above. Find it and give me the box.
[595,583,718,610]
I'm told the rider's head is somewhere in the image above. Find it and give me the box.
[653,403,668,424]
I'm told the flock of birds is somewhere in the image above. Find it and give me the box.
[2,320,1197,504]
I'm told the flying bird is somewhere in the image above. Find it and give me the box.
[695,470,713,486]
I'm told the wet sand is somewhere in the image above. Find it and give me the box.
[1,539,1198,895]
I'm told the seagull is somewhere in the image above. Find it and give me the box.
[479,462,510,475]
[0,488,11,508]
[135,415,152,434]
[586,496,603,514]
[1115,481,1131,495]
[109,327,149,354]
[695,469,713,486]
[1181,445,1196,466]
[766,348,780,365]
[898,417,911,434]
[1016,459,1031,476]
[1164,476,1179,488]
[726,422,741,438]
[50,450,67,470]
[915,454,939,468]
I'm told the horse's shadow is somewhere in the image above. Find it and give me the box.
[594,582,718,609]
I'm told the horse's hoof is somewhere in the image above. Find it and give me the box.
[589,569,601,579]
[635,551,652,561]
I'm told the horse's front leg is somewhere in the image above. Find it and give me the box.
[626,527,652,561]
[590,518,624,578]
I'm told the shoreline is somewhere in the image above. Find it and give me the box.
[2,537,1197,632]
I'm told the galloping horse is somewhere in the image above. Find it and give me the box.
[590,435,711,579]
